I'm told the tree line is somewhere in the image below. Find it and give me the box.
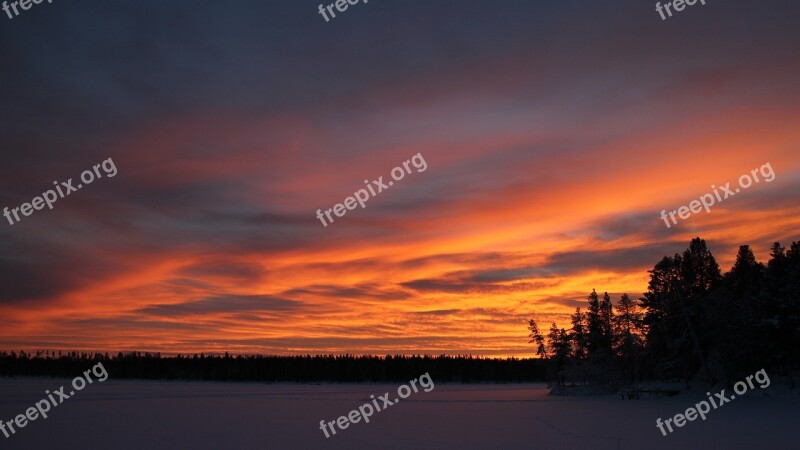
[528,237,800,389]
[0,351,548,383]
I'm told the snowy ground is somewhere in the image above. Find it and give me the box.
[0,378,797,449]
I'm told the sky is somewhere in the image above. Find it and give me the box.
[1,0,799,357]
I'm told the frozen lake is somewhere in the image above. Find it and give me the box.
[0,378,796,449]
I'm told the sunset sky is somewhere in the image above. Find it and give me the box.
[1,0,799,357]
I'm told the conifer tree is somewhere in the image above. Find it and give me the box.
[570,307,588,360]
[528,319,548,359]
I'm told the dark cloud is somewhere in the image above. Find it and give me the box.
[162,278,215,291]
[544,244,683,275]
[469,268,543,283]
[400,278,550,294]
[399,252,524,269]
[0,258,74,304]
[67,317,212,333]
[137,295,303,317]
[0,238,126,304]
[401,267,555,294]
[283,283,412,301]
[409,309,462,316]
[177,259,265,284]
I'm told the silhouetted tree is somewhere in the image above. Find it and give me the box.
[707,245,765,381]
[547,323,571,362]
[531,237,798,391]
[764,241,800,381]
[547,323,571,385]
[570,307,588,360]
[586,289,604,356]
[600,292,615,352]
[614,294,643,383]
[613,294,643,357]
[528,319,548,359]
